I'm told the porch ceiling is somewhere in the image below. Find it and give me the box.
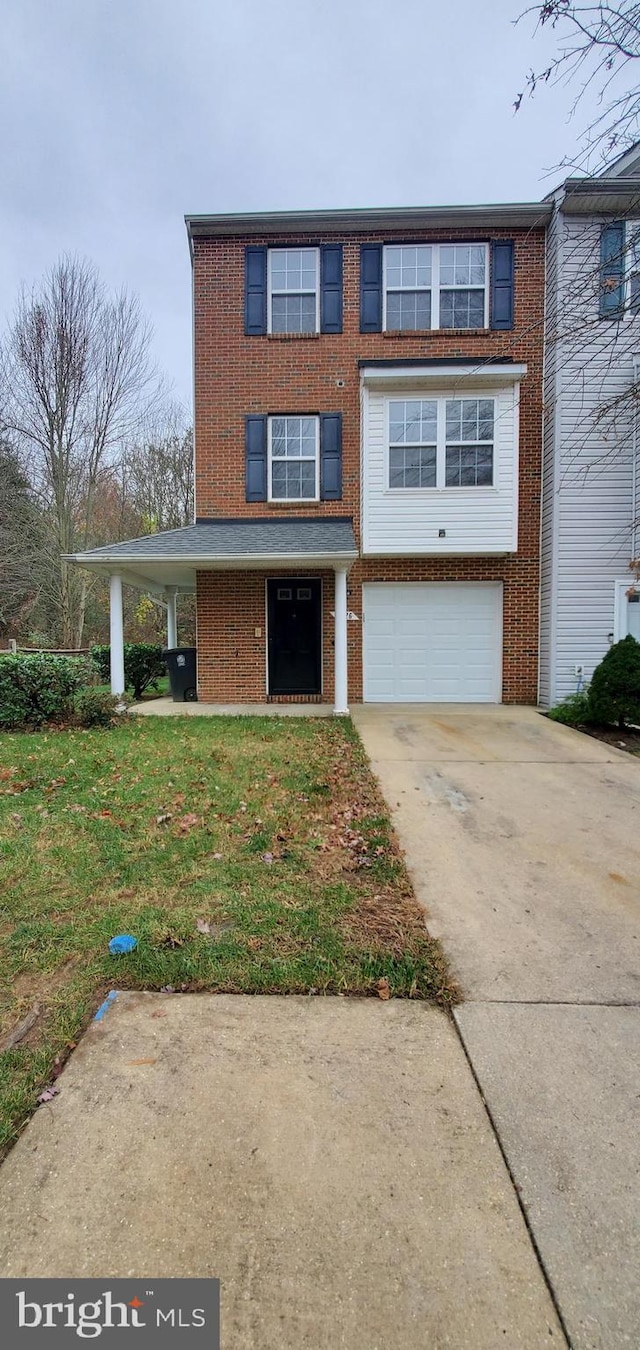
[64,518,358,591]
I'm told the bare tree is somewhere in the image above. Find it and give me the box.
[516,2,640,169]
[0,256,159,646]
[121,403,194,533]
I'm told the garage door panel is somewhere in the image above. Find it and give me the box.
[363,583,502,703]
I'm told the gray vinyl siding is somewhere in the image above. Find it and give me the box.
[539,195,561,706]
[541,210,638,706]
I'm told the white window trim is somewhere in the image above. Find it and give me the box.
[267,247,320,335]
[613,577,640,639]
[386,396,497,492]
[625,222,640,315]
[268,415,320,503]
[382,243,489,332]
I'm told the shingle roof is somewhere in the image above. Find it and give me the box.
[68,517,357,562]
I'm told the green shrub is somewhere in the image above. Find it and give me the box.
[90,643,166,700]
[547,689,593,727]
[74,687,125,728]
[588,634,640,729]
[0,653,88,730]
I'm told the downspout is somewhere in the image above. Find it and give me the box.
[633,354,640,563]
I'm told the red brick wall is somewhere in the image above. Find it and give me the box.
[192,225,545,705]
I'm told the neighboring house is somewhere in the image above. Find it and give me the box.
[68,200,548,711]
[540,144,640,706]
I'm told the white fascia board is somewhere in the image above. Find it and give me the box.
[360,363,527,384]
[65,552,358,571]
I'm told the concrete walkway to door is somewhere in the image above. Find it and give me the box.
[352,703,640,1350]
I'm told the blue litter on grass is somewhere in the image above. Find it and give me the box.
[108,934,138,955]
[93,990,118,1022]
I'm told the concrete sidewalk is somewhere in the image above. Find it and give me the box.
[352,704,640,1349]
[0,993,563,1349]
[130,698,334,716]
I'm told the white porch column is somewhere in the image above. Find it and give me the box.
[109,574,125,697]
[166,589,178,649]
[333,566,349,715]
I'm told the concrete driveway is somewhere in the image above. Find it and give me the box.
[0,994,563,1350]
[352,704,640,1350]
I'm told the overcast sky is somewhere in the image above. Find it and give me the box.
[1,0,599,409]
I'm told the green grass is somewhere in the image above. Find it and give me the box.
[94,674,170,701]
[0,715,453,1153]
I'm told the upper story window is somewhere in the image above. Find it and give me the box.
[599,221,640,318]
[388,397,494,489]
[383,244,488,331]
[445,399,494,486]
[389,399,437,487]
[268,249,319,333]
[269,415,319,500]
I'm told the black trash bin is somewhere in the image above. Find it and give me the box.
[163,647,198,702]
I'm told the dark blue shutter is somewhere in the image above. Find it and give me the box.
[244,246,267,335]
[320,245,343,333]
[320,413,342,500]
[360,244,383,332]
[490,241,514,330]
[600,222,625,318]
[245,415,267,501]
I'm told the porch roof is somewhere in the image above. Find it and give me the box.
[64,517,358,591]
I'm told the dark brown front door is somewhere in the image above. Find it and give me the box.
[267,579,322,695]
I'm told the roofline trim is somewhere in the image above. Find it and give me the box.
[185,202,552,239]
[64,550,359,567]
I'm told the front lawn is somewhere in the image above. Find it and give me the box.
[0,715,453,1153]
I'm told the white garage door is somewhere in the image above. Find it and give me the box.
[363,583,503,703]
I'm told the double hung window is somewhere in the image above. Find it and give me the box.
[269,249,319,333]
[388,397,495,488]
[384,244,488,330]
[269,416,319,500]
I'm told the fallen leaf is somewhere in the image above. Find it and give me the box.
[127,1058,157,1066]
[176,812,199,832]
[376,977,391,1000]
[37,1086,59,1104]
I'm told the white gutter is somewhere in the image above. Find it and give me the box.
[186,204,552,238]
[64,551,358,570]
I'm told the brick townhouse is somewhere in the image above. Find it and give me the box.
[69,199,550,710]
